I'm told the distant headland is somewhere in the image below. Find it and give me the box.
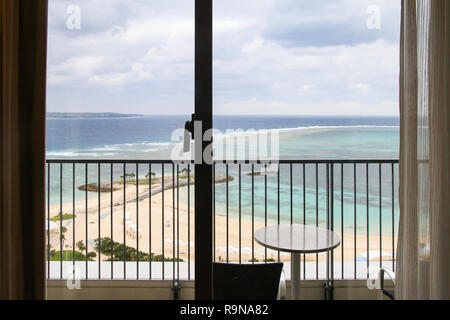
[47,112,143,119]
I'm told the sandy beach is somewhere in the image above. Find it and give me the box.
[47,177,397,264]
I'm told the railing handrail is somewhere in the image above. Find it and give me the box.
[45,159,399,164]
[45,158,399,281]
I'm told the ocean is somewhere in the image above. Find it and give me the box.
[46,115,399,237]
[47,115,399,159]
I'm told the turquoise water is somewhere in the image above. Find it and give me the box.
[205,162,398,237]
[184,126,399,237]
[46,116,399,237]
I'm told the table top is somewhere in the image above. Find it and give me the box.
[254,224,340,254]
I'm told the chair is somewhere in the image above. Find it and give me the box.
[378,268,395,300]
[213,262,286,300]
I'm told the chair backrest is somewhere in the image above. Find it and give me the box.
[213,262,283,300]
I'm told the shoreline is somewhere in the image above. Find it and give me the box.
[46,124,399,159]
[47,181,397,263]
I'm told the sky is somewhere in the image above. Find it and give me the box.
[47,0,401,116]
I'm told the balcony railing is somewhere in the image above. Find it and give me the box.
[45,159,399,283]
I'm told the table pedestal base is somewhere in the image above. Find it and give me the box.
[291,252,301,300]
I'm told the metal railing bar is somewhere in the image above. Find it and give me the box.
[60,163,63,279]
[85,163,88,279]
[379,163,382,269]
[392,163,395,272]
[177,164,180,281]
[187,163,190,279]
[315,163,318,280]
[341,163,344,279]
[73,164,76,279]
[149,163,152,280]
[277,164,280,262]
[46,159,193,164]
[366,163,369,279]
[123,163,126,279]
[98,163,101,279]
[354,163,357,280]
[303,163,306,280]
[326,164,330,282]
[172,164,175,282]
[331,164,334,284]
[226,164,229,263]
[46,159,398,164]
[239,164,241,264]
[110,163,113,280]
[47,163,50,279]
[212,163,215,263]
[290,163,293,225]
[264,164,267,263]
[136,163,139,280]
[251,164,255,264]
[162,164,164,280]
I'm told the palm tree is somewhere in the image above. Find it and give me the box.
[120,172,135,181]
[46,244,54,260]
[145,171,156,178]
[76,240,86,252]
[180,168,191,177]
[60,232,66,259]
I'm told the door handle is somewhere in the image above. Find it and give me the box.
[183,114,196,153]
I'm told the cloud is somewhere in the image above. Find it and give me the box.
[220,99,398,116]
[263,0,401,47]
[47,0,401,115]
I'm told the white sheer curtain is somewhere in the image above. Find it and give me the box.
[397,0,449,300]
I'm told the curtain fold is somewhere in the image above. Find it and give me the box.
[427,0,450,300]
[397,0,450,300]
[0,0,48,299]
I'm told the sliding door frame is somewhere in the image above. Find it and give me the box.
[194,0,213,300]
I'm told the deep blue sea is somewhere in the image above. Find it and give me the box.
[46,115,400,236]
[47,115,399,159]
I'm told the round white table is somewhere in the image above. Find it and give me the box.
[254,224,340,300]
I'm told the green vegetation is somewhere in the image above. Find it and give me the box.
[118,179,158,186]
[117,172,159,185]
[46,240,96,261]
[79,177,158,193]
[179,168,194,179]
[46,242,96,262]
[215,174,234,183]
[248,258,277,263]
[120,173,135,181]
[95,237,183,262]
[246,171,277,177]
[50,213,76,222]
[76,240,86,252]
[48,250,95,261]
[78,182,120,193]
[145,171,156,178]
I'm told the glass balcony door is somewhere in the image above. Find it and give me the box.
[45,0,216,299]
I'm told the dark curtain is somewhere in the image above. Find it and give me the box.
[0,0,48,299]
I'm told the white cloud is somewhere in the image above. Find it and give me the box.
[46,0,400,115]
[355,83,370,92]
[219,98,398,116]
[88,63,154,85]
